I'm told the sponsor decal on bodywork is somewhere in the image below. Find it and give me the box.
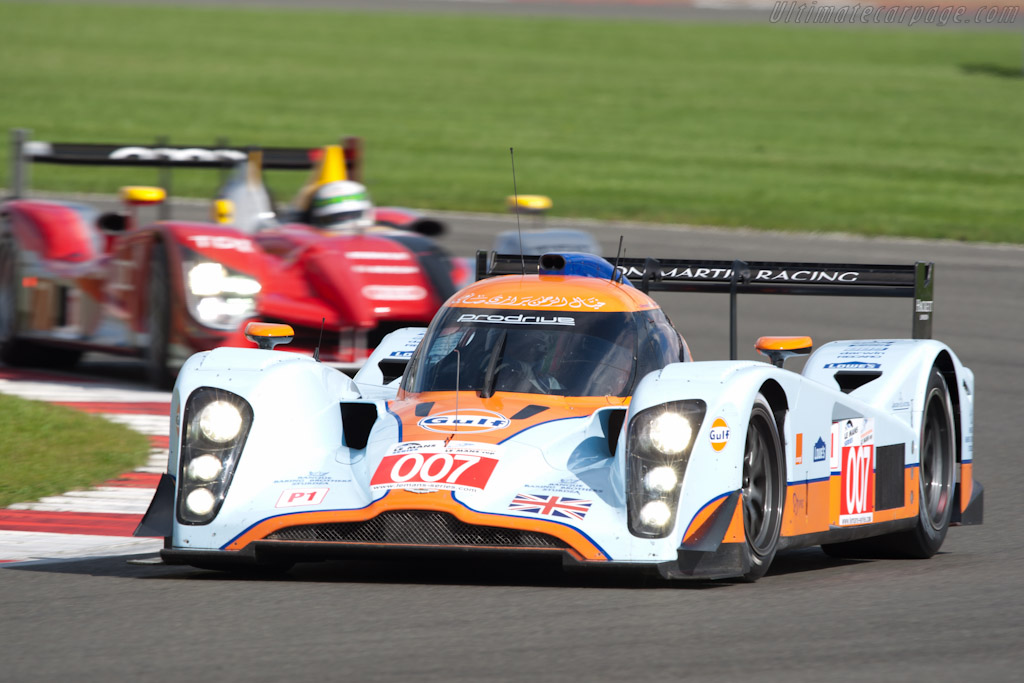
[621,266,861,283]
[451,293,608,310]
[276,488,329,508]
[418,410,510,434]
[709,418,730,452]
[813,436,827,463]
[361,285,427,301]
[273,471,351,486]
[836,341,894,360]
[187,235,255,253]
[525,477,604,496]
[508,493,592,521]
[831,418,875,526]
[456,313,575,326]
[370,441,501,493]
[823,361,882,370]
[109,146,247,163]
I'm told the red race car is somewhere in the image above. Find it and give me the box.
[0,132,470,385]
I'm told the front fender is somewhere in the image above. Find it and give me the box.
[626,361,785,548]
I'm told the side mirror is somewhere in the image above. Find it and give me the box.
[244,322,295,350]
[755,336,813,368]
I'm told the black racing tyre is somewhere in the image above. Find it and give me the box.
[740,394,786,581]
[822,368,955,560]
[145,242,172,388]
[185,559,295,577]
[0,232,33,366]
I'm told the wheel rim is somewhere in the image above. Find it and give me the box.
[920,389,953,531]
[742,413,782,556]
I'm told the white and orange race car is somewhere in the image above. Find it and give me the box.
[137,251,983,581]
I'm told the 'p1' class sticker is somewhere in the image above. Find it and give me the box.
[276,488,329,508]
[709,418,730,452]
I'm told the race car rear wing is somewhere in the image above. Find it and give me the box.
[7,127,363,212]
[475,251,935,359]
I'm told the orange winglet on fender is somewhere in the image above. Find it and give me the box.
[723,493,746,543]
[224,490,608,561]
[755,336,813,368]
[244,322,295,350]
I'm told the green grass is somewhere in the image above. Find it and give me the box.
[0,393,151,507]
[2,2,1024,242]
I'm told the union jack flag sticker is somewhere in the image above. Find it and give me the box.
[508,493,592,521]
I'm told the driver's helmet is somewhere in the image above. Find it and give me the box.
[507,329,550,365]
[309,180,375,230]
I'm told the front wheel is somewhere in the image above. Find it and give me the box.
[740,394,786,581]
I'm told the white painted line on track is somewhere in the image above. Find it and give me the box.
[0,530,163,563]
[8,498,153,515]
[0,378,171,403]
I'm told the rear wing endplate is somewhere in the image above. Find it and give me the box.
[8,127,363,215]
[475,251,935,359]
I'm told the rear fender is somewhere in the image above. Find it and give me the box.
[804,339,974,465]
[353,326,426,390]
[3,200,103,269]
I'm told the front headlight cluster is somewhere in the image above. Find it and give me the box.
[177,387,254,525]
[627,400,706,538]
[184,260,261,330]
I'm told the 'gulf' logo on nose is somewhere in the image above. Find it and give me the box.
[709,418,730,452]
[418,410,511,434]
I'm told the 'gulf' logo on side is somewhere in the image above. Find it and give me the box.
[709,418,730,452]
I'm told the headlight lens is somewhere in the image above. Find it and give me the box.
[643,465,679,494]
[648,412,693,455]
[188,262,228,297]
[183,256,261,330]
[185,488,217,516]
[177,388,253,525]
[186,454,223,482]
[640,501,673,528]
[199,400,243,443]
[627,400,706,538]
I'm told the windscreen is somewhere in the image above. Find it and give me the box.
[402,307,639,397]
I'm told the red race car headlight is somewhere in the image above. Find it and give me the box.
[183,258,261,330]
[177,387,254,525]
[627,400,706,538]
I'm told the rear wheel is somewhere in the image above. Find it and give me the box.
[145,242,172,388]
[822,368,955,559]
[740,394,786,581]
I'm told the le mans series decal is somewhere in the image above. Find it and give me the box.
[709,418,730,452]
[370,441,502,493]
[508,493,592,521]
[831,418,875,526]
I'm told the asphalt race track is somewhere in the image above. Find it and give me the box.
[2,1,1023,680]
[1,205,1021,682]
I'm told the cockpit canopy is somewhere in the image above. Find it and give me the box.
[402,305,685,397]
